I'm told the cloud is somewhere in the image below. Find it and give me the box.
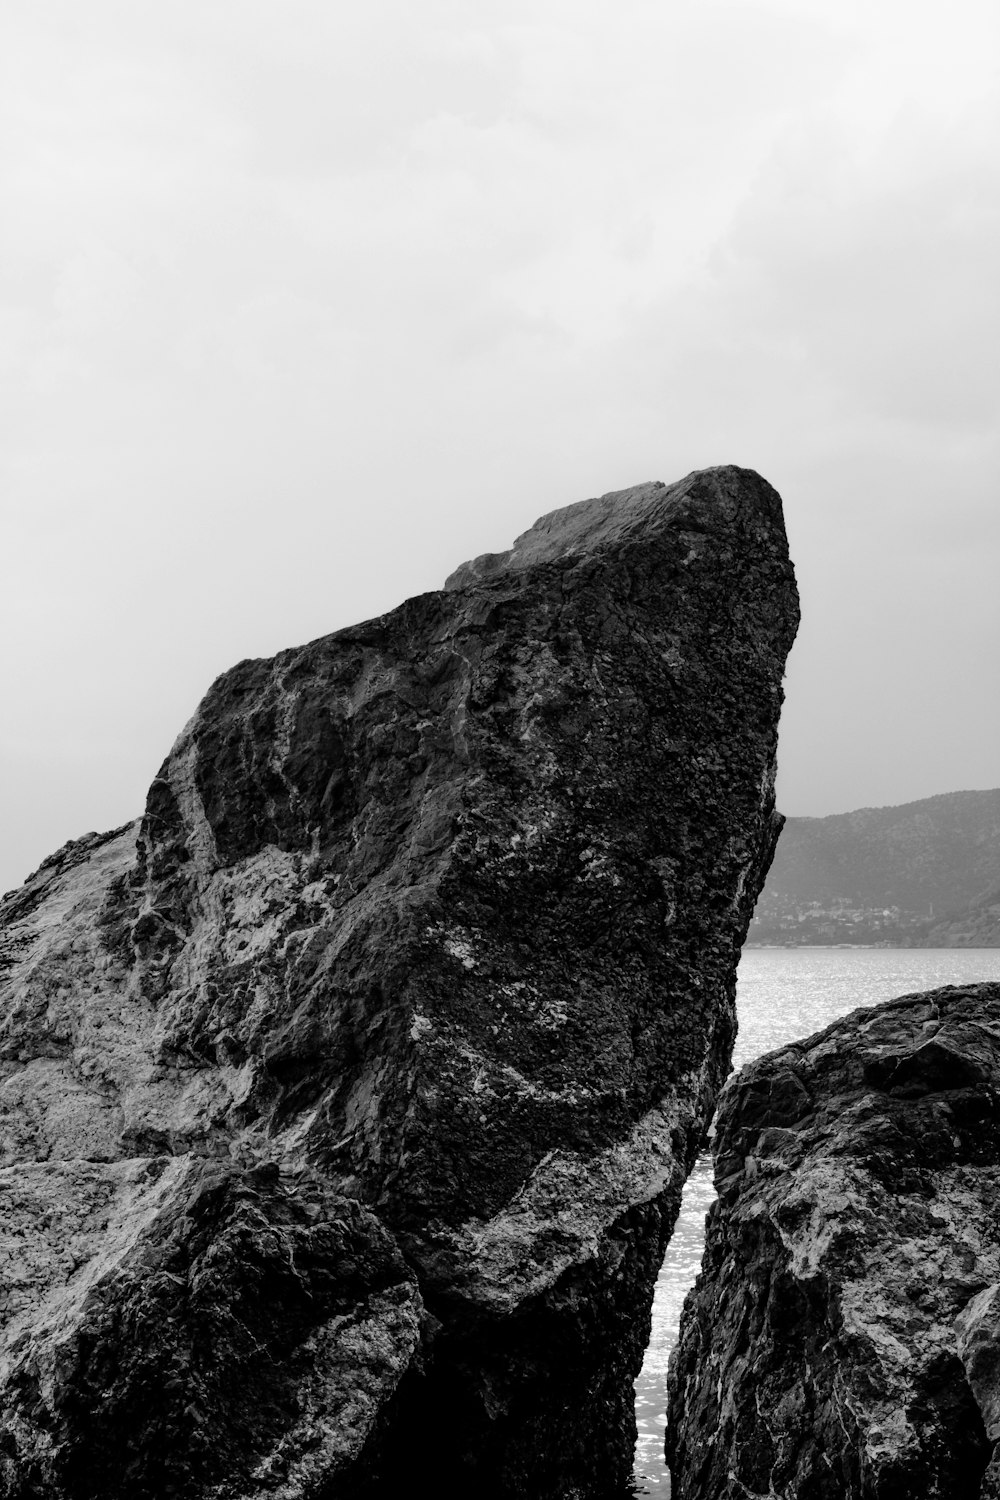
[0,0,997,885]
[715,106,1000,432]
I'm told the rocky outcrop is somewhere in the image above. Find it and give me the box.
[667,980,1000,1500]
[0,465,798,1499]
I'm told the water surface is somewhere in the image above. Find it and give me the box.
[632,947,1000,1495]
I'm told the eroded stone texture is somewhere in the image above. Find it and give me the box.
[0,465,797,1498]
[667,981,1000,1500]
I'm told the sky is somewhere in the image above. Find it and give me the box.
[2,0,998,895]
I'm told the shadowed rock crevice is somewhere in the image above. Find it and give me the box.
[0,465,797,1498]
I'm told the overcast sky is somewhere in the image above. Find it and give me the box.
[2,0,998,894]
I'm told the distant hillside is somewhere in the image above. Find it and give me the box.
[748,789,1000,947]
[922,885,1000,948]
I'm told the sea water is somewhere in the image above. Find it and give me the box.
[632,947,1000,1496]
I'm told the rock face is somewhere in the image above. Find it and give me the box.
[0,465,797,1499]
[667,980,1000,1500]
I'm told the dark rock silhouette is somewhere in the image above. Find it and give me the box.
[0,465,797,1499]
[667,980,1000,1500]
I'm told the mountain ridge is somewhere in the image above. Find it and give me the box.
[749,787,1000,946]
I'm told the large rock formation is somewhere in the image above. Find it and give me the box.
[667,980,1000,1500]
[0,465,797,1499]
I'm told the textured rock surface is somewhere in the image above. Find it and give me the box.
[0,465,797,1498]
[667,980,1000,1500]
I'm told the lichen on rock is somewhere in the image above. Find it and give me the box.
[0,465,797,1498]
[667,980,1000,1500]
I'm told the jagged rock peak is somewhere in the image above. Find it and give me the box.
[0,464,797,1499]
[668,980,1000,1500]
[444,465,786,588]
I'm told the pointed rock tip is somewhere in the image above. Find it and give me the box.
[443,464,780,590]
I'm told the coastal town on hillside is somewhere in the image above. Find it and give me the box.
[747,895,936,947]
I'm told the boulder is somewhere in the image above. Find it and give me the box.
[667,980,1000,1499]
[0,465,797,1498]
